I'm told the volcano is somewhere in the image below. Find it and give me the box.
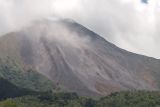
[0,18,160,97]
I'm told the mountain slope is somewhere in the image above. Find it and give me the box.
[0,54,55,92]
[0,77,37,100]
[0,18,160,97]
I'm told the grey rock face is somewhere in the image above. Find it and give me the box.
[1,19,160,97]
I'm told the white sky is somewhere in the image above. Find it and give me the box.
[0,0,160,59]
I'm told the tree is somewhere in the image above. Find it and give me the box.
[0,99,17,107]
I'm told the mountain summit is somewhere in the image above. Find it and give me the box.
[0,18,160,97]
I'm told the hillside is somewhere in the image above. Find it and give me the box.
[0,77,37,100]
[0,56,55,92]
[0,18,160,96]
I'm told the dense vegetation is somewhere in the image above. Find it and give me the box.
[1,91,160,107]
[0,77,38,100]
[0,57,54,92]
[97,91,160,107]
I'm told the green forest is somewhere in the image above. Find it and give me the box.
[1,91,160,107]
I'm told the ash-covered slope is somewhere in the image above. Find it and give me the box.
[0,18,160,97]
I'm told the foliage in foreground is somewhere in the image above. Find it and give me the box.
[1,91,160,107]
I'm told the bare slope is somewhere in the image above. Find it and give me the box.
[0,18,160,96]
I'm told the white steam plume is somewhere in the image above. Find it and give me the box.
[0,0,160,58]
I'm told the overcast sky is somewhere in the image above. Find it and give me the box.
[0,0,160,59]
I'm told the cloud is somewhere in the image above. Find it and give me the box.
[0,0,52,34]
[0,0,160,58]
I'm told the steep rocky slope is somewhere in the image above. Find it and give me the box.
[0,18,160,97]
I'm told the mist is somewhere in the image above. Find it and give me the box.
[0,0,160,58]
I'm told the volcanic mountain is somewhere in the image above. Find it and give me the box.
[0,18,160,97]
